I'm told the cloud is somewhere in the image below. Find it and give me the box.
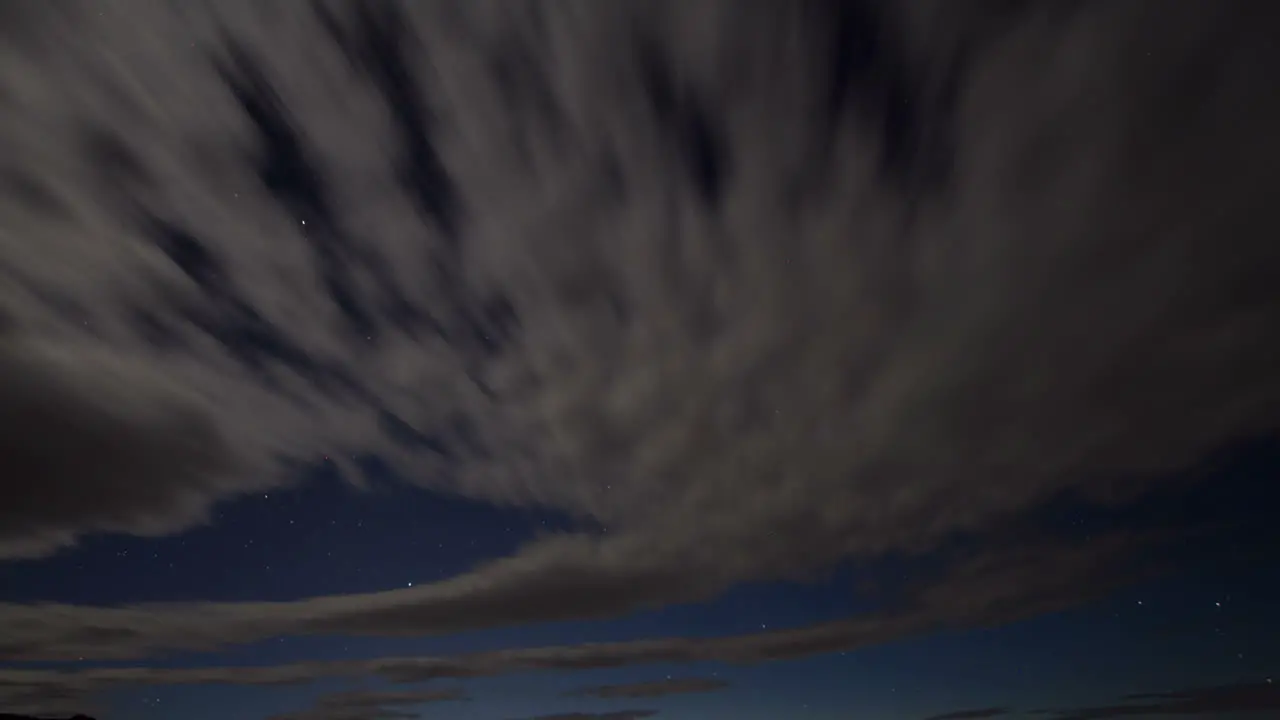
[511,713,657,720]
[0,528,1153,713]
[270,708,416,720]
[0,532,716,660]
[0,524,1147,661]
[568,678,729,699]
[922,709,1009,720]
[0,716,96,720]
[911,680,1280,720]
[1047,681,1280,719]
[0,336,246,559]
[2,0,1280,684]
[266,688,468,720]
[0,666,102,717]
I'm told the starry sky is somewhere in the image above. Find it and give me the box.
[2,2,1280,720]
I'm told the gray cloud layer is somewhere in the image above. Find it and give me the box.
[921,709,1008,720]
[0,524,1144,662]
[1051,682,1279,719]
[511,713,657,720]
[0,530,1149,715]
[914,682,1280,720]
[2,1,1280,711]
[568,677,728,699]
[266,688,468,720]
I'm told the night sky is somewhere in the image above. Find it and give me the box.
[2,2,1280,720]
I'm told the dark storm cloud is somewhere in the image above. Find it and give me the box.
[568,677,729,699]
[921,709,1009,720]
[3,0,1280,692]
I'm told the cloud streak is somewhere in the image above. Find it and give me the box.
[510,713,657,720]
[0,526,1147,661]
[0,529,1156,715]
[922,709,1009,720]
[1048,682,1280,719]
[912,681,1280,720]
[266,688,468,720]
[1,3,1280,708]
[568,677,729,699]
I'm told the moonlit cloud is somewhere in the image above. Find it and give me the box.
[921,709,1009,720]
[909,681,1280,720]
[0,529,1157,713]
[2,2,1279,713]
[509,713,657,720]
[568,677,729,699]
[1050,682,1280,719]
[266,687,468,720]
[0,526,1146,661]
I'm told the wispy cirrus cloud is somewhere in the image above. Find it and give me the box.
[2,6,1280,720]
[567,677,729,699]
[0,526,1149,662]
[1048,681,1280,719]
[266,687,468,720]
[0,529,1157,713]
[921,708,1009,720]
[509,713,657,720]
[915,680,1280,720]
